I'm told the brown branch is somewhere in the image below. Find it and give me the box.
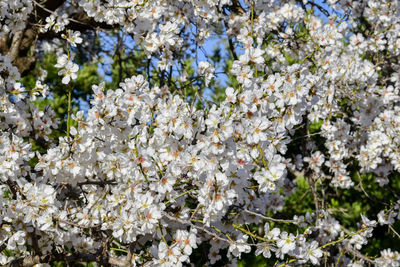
[389,225,400,239]
[356,172,388,206]
[77,180,117,186]
[0,242,7,253]
[29,228,41,256]
[168,66,173,88]
[32,0,111,31]
[345,247,375,264]
[300,114,320,212]
[5,179,25,200]
[308,1,330,17]
[241,209,294,224]
[163,212,233,244]
[162,211,265,247]
[125,243,135,267]
[308,174,320,211]
[228,38,238,60]
[5,180,18,199]
[116,32,124,85]
[7,31,24,62]
[1,0,117,73]
[1,252,126,267]
[53,216,101,230]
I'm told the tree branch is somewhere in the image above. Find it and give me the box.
[240,208,294,224]
[345,246,375,264]
[308,1,330,17]
[2,252,126,267]
[29,228,41,256]
[6,31,24,62]
[77,180,118,186]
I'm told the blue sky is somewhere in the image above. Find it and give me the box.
[94,0,339,96]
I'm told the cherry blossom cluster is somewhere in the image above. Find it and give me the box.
[0,0,33,36]
[1,0,400,266]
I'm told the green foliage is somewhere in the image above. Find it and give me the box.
[20,50,100,145]
[309,120,323,134]
[75,63,102,98]
[283,51,299,65]
[238,251,270,267]
[285,176,314,215]
[107,46,149,90]
[190,242,212,266]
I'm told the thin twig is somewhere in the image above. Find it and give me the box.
[389,225,400,239]
[241,208,294,224]
[345,246,375,264]
[78,180,117,186]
